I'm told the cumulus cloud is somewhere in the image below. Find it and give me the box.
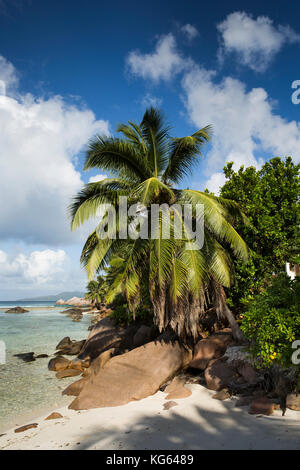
[88,174,107,183]
[182,65,300,189]
[217,11,300,72]
[126,33,190,82]
[181,24,199,40]
[0,248,66,284]
[0,55,110,245]
[141,93,163,108]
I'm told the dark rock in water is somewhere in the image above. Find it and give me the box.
[56,337,72,350]
[36,354,49,358]
[55,339,86,356]
[14,423,38,433]
[14,352,35,362]
[48,356,70,371]
[5,306,29,313]
[60,308,82,315]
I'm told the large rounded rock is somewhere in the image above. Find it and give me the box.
[164,376,192,399]
[69,336,192,410]
[286,393,300,411]
[190,330,233,370]
[133,325,152,348]
[77,317,125,361]
[204,358,236,391]
[48,356,70,371]
[56,369,82,379]
[56,337,72,350]
[55,339,86,356]
[62,378,88,396]
[249,396,274,415]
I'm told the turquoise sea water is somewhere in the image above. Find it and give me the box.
[0,306,90,431]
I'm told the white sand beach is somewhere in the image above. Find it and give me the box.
[1,383,300,450]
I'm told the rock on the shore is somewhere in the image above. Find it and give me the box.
[249,396,274,415]
[45,412,63,420]
[77,317,125,361]
[189,331,233,370]
[133,325,152,348]
[5,306,29,314]
[164,376,192,399]
[204,358,237,391]
[163,401,178,410]
[56,337,72,350]
[212,388,231,400]
[48,356,70,371]
[69,336,192,410]
[62,378,88,396]
[56,369,82,379]
[286,393,300,411]
[14,423,38,433]
[55,339,86,356]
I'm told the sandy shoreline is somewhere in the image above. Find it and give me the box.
[1,384,300,450]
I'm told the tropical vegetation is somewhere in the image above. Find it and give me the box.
[241,273,300,368]
[220,157,300,313]
[70,108,249,342]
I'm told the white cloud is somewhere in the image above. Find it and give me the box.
[0,55,18,93]
[181,24,199,40]
[0,55,110,245]
[88,174,107,183]
[182,65,300,189]
[141,93,163,108]
[0,248,66,284]
[126,33,190,82]
[217,11,300,71]
[204,172,226,195]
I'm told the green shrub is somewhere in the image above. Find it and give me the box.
[241,274,300,368]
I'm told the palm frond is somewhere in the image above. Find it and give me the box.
[69,178,130,230]
[163,126,212,183]
[84,136,151,181]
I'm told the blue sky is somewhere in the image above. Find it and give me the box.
[0,0,299,299]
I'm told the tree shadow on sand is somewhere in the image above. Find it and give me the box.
[75,398,300,450]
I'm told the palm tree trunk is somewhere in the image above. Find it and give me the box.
[213,281,245,343]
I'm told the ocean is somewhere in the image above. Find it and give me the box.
[0,304,91,431]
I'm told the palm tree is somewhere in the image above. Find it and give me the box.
[70,108,248,342]
[85,275,106,309]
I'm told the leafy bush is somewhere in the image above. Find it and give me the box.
[241,274,300,367]
[220,157,300,314]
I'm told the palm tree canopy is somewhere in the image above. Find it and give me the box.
[70,107,249,341]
